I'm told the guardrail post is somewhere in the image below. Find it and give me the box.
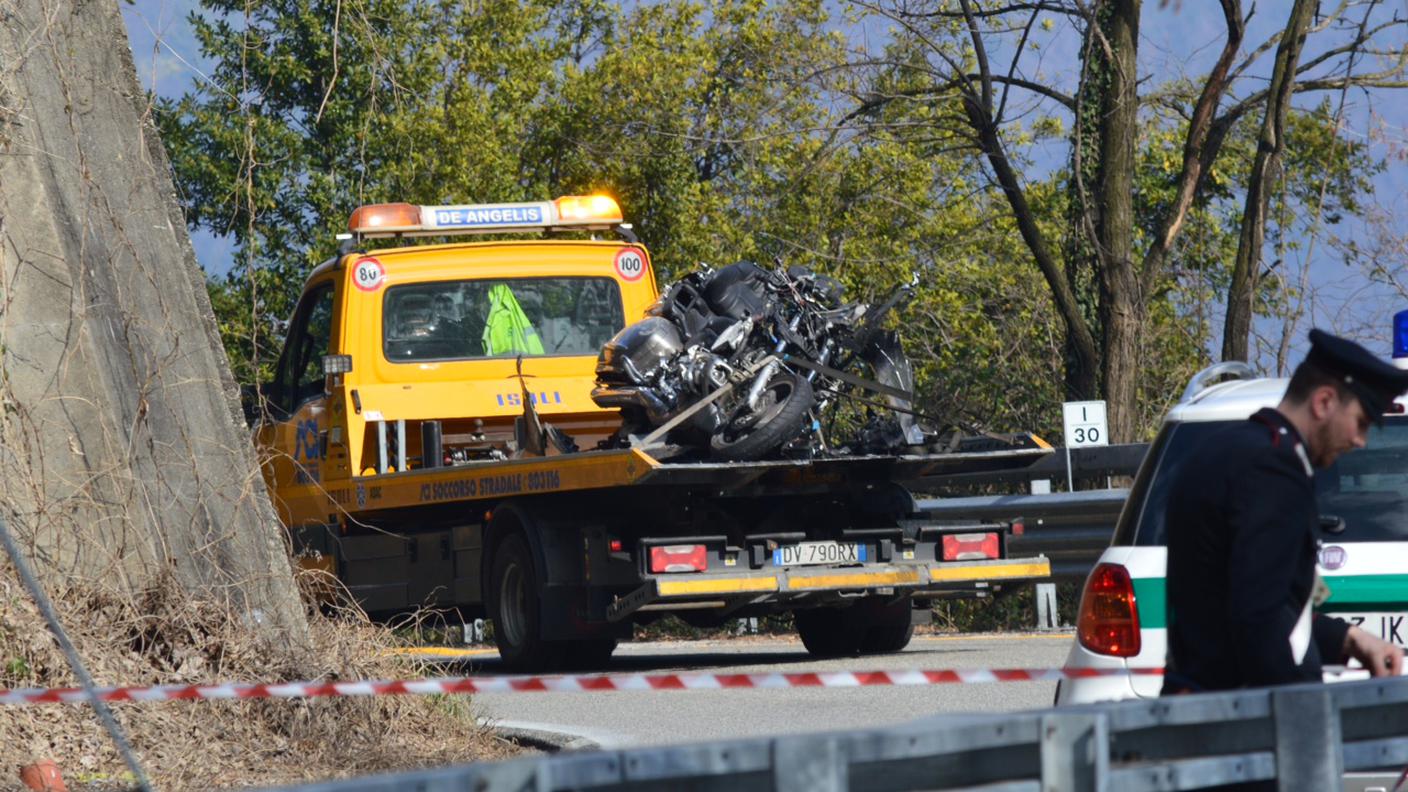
[773,734,846,792]
[1040,711,1108,792]
[1036,583,1059,630]
[1272,687,1341,792]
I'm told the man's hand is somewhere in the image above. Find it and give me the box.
[1344,625,1405,677]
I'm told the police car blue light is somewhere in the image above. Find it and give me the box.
[1394,308,1408,359]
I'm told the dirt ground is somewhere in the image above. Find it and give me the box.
[0,570,518,792]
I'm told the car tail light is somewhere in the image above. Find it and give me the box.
[649,544,707,573]
[1077,562,1141,657]
[942,532,1000,561]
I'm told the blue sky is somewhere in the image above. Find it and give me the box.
[120,1,1408,369]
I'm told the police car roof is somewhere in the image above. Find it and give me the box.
[1167,367,1408,425]
[1167,376,1288,424]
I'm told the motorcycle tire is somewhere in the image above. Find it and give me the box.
[708,371,814,461]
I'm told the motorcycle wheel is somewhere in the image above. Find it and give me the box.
[709,371,814,461]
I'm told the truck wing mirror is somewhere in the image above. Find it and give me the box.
[322,354,353,375]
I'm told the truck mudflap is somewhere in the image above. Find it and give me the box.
[605,555,1051,622]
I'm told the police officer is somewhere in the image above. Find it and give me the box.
[1164,330,1407,693]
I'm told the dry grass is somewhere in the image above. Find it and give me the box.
[0,567,518,791]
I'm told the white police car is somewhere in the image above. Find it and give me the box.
[1055,359,1408,705]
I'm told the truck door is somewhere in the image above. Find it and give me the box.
[259,282,337,526]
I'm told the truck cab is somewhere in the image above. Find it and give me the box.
[253,196,653,600]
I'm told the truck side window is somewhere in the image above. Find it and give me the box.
[273,284,336,415]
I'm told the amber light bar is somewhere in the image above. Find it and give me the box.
[347,195,623,238]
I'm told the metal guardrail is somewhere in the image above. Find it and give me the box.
[919,489,1130,580]
[262,673,1408,791]
[909,442,1145,582]
[915,442,1148,491]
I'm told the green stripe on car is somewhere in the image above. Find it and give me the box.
[1318,574,1408,612]
[1132,578,1167,629]
[1131,574,1408,628]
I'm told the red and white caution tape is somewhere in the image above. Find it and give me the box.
[0,667,1163,706]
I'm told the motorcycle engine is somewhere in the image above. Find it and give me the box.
[594,316,684,385]
[678,347,733,394]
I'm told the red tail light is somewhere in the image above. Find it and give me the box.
[942,532,1000,561]
[650,544,707,573]
[1077,562,1141,657]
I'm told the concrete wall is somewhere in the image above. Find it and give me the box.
[0,0,306,642]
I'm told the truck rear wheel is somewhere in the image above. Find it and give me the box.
[489,533,560,671]
[860,600,915,654]
[794,606,864,658]
[558,638,617,671]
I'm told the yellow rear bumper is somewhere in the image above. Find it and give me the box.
[649,556,1050,601]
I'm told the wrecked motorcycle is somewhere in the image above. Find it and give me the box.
[591,260,924,460]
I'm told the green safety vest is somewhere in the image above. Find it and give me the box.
[482,284,544,356]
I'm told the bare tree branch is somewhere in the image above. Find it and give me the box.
[1227,0,1351,84]
[975,74,1077,112]
[960,0,996,114]
[995,10,1042,124]
[1223,0,1319,362]
[1139,0,1244,291]
[903,2,1079,20]
[950,0,1099,386]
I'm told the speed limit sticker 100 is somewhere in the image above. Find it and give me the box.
[614,248,646,282]
[353,257,386,292]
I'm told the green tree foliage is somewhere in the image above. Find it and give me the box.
[159,0,1087,440]
[159,0,1390,446]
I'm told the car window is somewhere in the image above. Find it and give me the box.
[272,283,335,414]
[1317,415,1408,541]
[1129,414,1408,546]
[383,277,625,362]
[1124,421,1226,546]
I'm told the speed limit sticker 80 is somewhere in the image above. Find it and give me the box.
[614,248,646,282]
[353,257,386,292]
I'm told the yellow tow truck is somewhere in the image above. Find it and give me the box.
[248,194,1053,670]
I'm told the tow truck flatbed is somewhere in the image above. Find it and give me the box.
[333,444,1053,515]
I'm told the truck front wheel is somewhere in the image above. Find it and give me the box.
[489,533,559,671]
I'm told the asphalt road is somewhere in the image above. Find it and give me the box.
[452,631,1075,749]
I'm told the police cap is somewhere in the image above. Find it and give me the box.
[1306,328,1408,423]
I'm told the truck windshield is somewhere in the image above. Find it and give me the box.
[383,277,625,361]
[1131,415,1408,545]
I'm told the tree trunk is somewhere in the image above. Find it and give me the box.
[0,0,308,647]
[1089,0,1142,442]
[1222,0,1316,363]
[1064,6,1108,403]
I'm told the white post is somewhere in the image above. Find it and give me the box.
[1036,582,1058,630]
[377,420,388,475]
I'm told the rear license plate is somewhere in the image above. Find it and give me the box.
[772,541,866,566]
[1341,613,1408,647]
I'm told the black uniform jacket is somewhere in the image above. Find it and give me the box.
[1163,407,1350,692]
